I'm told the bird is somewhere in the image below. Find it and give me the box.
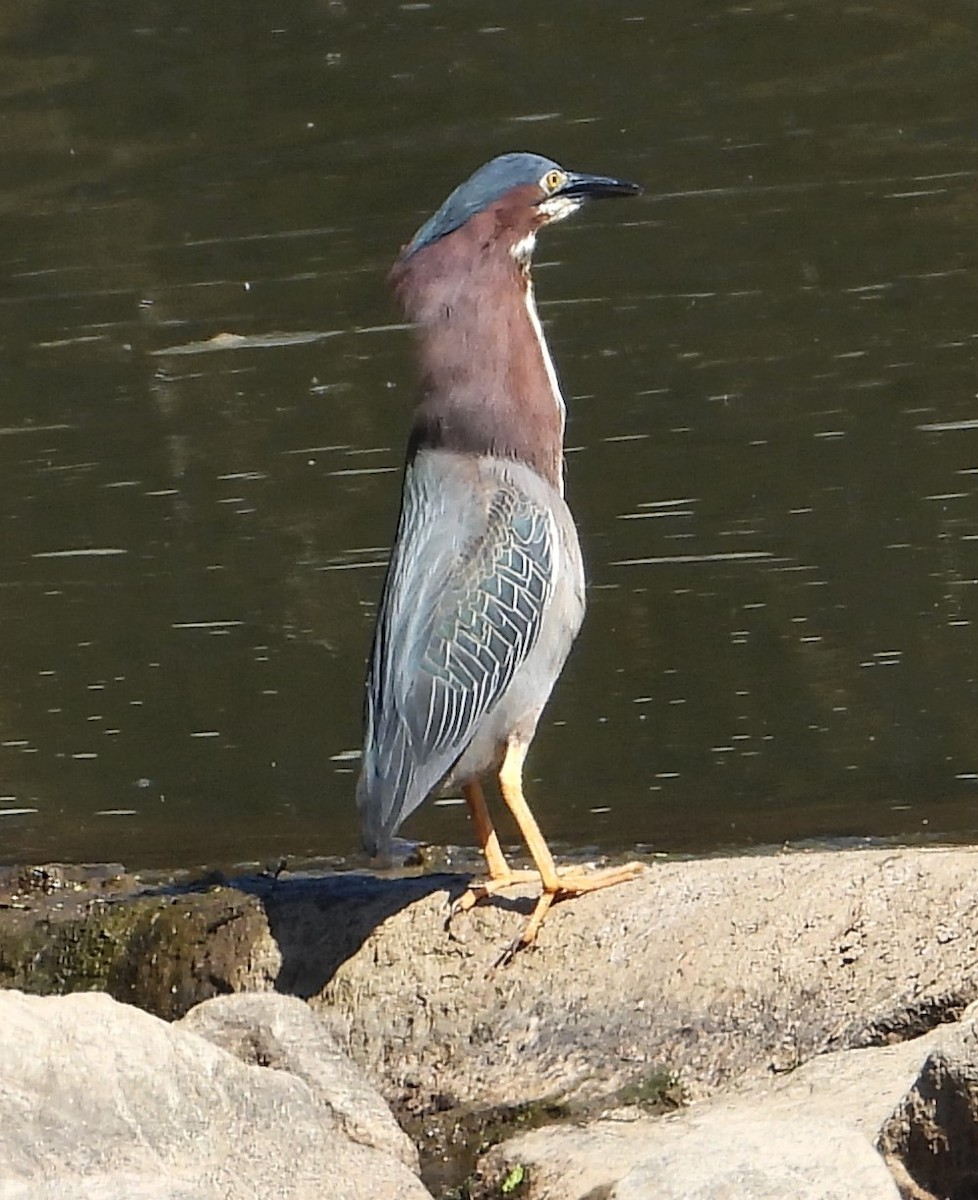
[357,152,644,957]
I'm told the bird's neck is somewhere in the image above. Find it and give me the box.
[391,235,567,494]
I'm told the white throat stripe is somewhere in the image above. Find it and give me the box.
[523,282,566,493]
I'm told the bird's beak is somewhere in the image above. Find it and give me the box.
[557,171,643,200]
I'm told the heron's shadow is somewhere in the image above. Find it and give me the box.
[135,866,539,1001]
[236,869,538,997]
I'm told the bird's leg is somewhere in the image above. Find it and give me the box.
[463,779,511,880]
[450,780,541,916]
[497,739,644,957]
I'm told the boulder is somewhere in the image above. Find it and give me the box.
[7,848,978,1121]
[0,990,430,1200]
[7,846,978,1195]
[608,1117,900,1200]
[312,846,978,1114]
[178,992,419,1173]
[476,1006,978,1199]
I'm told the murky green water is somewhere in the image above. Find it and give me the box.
[3,0,978,868]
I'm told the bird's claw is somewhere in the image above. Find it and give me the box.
[447,862,644,963]
[493,933,534,968]
[444,888,485,932]
[449,869,542,925]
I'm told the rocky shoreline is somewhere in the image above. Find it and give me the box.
[2,845,978,1197]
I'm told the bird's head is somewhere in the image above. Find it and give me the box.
[398,151,641,267]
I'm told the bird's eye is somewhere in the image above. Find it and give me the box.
[543,169,566,194]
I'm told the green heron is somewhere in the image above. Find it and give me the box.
[357,152,643,955]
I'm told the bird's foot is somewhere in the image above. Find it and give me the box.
[450,869,542,919]
[499,861,647,963]
[451,860,646,963]
[549,860,646,898]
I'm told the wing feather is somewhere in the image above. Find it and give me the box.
[357,452,553,854]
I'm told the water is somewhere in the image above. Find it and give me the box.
[3,0,978,869]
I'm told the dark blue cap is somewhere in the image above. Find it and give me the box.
[402,152,561,259]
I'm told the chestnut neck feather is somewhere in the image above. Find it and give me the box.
[390,190,565,493]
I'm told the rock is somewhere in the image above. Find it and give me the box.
[609,1115,900,1200]
[6,848,978,1123]
[178,992,419,1173]
[0,868,280,1020]
[476,1008,978,1199]
[0,989,430,1200]
[7,846,978,1190]
[877,1006,978,1200]
[475,1073,902,1198]
[312,846,978,1113]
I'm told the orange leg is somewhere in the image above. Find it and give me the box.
[452,742,644,959]
[452,781,541,915]
[495,739,644,956]
[462,779,511,880]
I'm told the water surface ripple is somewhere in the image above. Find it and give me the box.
[2,1,978,866]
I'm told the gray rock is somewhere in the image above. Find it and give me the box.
[477,1032,949,1198]
[8,846,978,1198]
[878,1003,978,1200]
[479,1109,900,1200]
[311,847,978,1113]
[178,992,419,1172]
[610,1115,901,1200]
[0,990,430,1200]
[8,846,978,1127]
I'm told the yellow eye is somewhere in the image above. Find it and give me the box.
[543,169,566,194]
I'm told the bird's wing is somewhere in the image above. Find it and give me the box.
[358,452,555,852]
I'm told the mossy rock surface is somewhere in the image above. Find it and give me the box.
[0,864,277,1019]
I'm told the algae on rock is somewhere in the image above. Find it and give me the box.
[0,868,278,1019]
